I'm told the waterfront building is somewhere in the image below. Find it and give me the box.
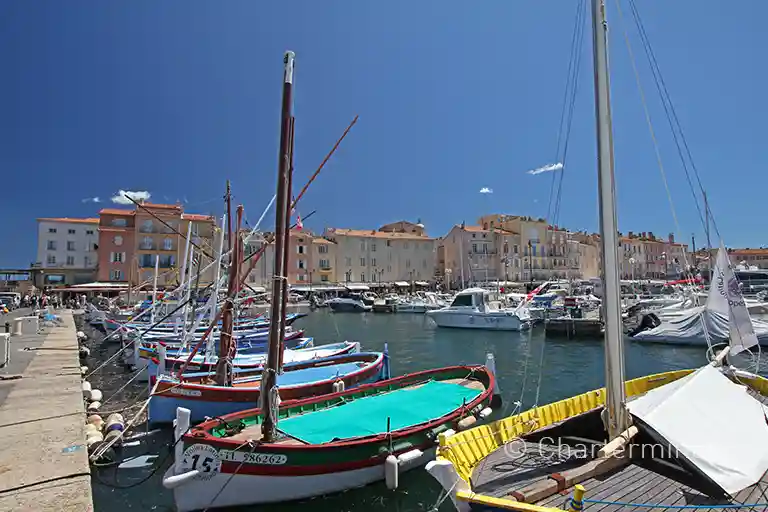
[96,203,216,287]
[323,221,437,286]
[35,217,99,287]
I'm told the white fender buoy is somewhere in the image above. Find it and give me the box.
[89,389,103,402]
[384,454,399,490]
[104,429,123,447]
[479,407,493,419]
[81,381,92,399]
[87,414,104,430]
[80,366,88,376]
[457,415,477,431]
[87,401,101,413]
[332,380,345,393]
[105,413,125,433]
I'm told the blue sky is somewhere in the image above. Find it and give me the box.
[1,0,765,267]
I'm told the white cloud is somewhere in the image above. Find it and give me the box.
[479,187,493,194]
[111,190,151,205]
[81,197,101,203]
[527,162,564,175]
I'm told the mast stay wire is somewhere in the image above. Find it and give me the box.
[625,0,720,241]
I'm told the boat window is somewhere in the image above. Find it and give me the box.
[450,294,474,307]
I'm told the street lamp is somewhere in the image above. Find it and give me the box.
[628,257,636,294]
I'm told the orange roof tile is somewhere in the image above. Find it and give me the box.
[731,248,768,255]
[142,203,183,210]
[460,225,517,235]
[99,208,135,216]
[327,228,435,241]
[182,213,214,221]
[37,217,99,224]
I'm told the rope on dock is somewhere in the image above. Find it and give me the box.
[582,499,768,509]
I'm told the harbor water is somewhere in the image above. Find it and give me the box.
[91,309,726,512]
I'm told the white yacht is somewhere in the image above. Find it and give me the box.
[425,288,531,331]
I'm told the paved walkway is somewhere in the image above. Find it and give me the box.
[0,310,93,511]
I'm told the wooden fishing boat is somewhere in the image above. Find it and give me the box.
[136,327,308,357]
[148,351,388,425]
[427,2,768,511]
[162,364,498,510]
[142,340,357,374]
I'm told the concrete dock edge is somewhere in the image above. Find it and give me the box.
[0,310,93,511]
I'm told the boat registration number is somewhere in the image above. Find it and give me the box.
[168,387,203,397]
[219,450,288,465]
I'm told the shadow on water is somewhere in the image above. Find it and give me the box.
[91,310,724,511]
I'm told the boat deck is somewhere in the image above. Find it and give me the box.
[227,377,484,445]
[470,389,768,510]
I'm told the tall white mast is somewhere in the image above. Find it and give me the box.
[591,0,628,440]
[151,254,159,324]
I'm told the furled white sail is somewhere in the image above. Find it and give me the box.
[627,364,768,496]
[708,243,759,355]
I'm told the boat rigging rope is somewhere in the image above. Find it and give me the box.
[611,0,719,352]
[580,498,768,509]
[201,440,257,512]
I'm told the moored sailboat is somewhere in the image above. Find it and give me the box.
[427,2,768,511]
[161,51,502,510]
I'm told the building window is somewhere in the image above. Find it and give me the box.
[406,259,411,268]
[67,241,76,251]
[345,257,352,266]
[386,240,391,247]
[47,240,57,250]
[46,255,56,265]
[371,243,376,252]
[387,265,392,273]
[66,256,75,266]
[113,235,123,246]
[321,275,329,282]
[318,245,328,254]
[110,270,124,281]
[319,259,330,269]
[86,230,94,235]
[361,273,365,282]
[297,259,306,269]
[297,245,305,254]
[84,256,92,267]
[141,220,154,233]
[190,223,199,236]
[371,258,377,267]
[111,218,127,227]
[111,252,125,263]
[249,275,256,283]
[162,238,173,250]
[140,236,153,250]
[360,257,366,266]
[68,229,76,235]
[48,228,57,233]
[360,242,365,251]
[297,274,306,282]
[472,243,477,253]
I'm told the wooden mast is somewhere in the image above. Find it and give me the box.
[215,187,241,387]
[278,117,295,372]
[262,51,295,442]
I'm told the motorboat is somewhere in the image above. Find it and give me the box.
[426,288,531,331]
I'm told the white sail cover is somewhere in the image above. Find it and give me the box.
[709,243,759,355]
[627,364,768,495]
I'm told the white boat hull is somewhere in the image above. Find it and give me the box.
[427,310,530,331]
[166,447,435,510]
